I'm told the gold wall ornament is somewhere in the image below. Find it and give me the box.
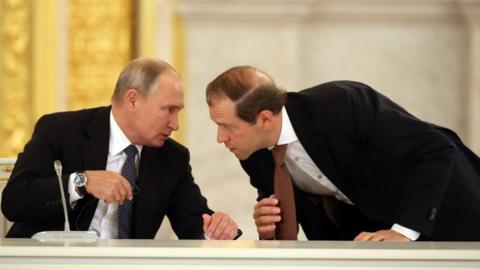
[31,0,61,121]
[68,0,134,110]
[0,0,32,157]
[171,10,186,143]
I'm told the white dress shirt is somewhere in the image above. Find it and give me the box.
[68,111,142,239]
[272,107,419,241]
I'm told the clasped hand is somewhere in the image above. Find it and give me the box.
[84,170,133,204]
[83,171,239,240]
[203,212,239,240]
[253,195,410,241]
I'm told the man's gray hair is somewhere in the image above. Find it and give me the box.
[112,58,177,103]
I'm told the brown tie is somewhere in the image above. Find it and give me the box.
[271,144,298,240]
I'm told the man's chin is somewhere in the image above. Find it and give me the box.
[234,151,252,161]
[149,138,167,148]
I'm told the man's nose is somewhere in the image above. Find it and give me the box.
[217,128,227,143]
[169,113,179,131]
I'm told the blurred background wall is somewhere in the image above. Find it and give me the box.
[0,0,479,239]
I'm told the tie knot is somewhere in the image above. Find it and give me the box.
[271,144,287,166]
[124,144,138,158]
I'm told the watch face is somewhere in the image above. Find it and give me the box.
[74,174,86,186]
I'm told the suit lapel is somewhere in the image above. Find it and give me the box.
[285,94,349,196]
[75,107,110,230]
[83,107,110,171]
[132,145,168,238]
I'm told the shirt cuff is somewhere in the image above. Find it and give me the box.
[68,173,83,207]
[391,223,420,241]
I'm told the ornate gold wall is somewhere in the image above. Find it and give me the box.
[68,0,133,110]
[0,0,186,157]
[0,0,135,157]
[0,0,32,157]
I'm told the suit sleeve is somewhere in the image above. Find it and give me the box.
[166,148,213,239]
[1,114,70,222]
[339,82,456,234]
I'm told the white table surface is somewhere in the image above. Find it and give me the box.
[1,239,479,270]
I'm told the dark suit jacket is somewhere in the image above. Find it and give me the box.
[2,106,212,239]
[241,81,480,241]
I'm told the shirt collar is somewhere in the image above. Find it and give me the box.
[109,111,143,157]
[269,107,298,149]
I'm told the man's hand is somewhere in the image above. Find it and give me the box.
[202,212,238,240]
[84,170,133,204]
[354,229,411,241]
[253,195,281,240]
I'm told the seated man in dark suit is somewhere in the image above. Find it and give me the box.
[206,65,480,241]
[2,58,239,240]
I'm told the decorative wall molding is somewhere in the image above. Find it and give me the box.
[459,0,480,152]
[177,0,480,239]
[459,0,480,22]
[179,0,313,21]
[179,0,469,22]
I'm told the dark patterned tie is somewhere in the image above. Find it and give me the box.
[117,144,138,239]
[272,144,297,240]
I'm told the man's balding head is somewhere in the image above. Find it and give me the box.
[206,66,286,124]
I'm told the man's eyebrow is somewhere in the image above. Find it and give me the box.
[165,104,184,109]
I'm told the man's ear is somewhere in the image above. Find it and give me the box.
[124,89,139,110]
[257,110,275,128]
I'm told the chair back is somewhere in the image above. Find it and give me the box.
[0,158,16,237]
